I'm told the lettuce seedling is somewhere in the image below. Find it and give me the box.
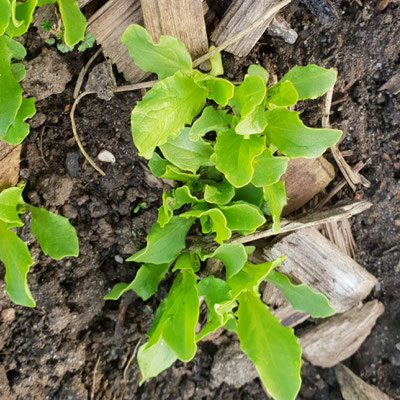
[106,24,340,400]
[0,184,79,307]
[0,0,87,145]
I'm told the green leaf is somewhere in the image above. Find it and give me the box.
[172,251,200,272]
[149,153,200,182]
[27,204,79,259]
[105,262,170,301]
[208,46,224,77]
[45,37,55,45]
[233,184,263,207]
[6,0,37,37]
[235,101,267,136]
[204,180,235,205]
[137,338,177,385]
[265,108,342,158]
[56,43,74,53]
[127,216,195,264]
[160,128,213,173]
[219,202,265,234]
[251,147,288,187]
[0,0,11,35]
[198,243,248,278]
[247,64,269,84]
[131,71,207,159]
[281,64,337,100]
[263,181,287,234]
[0,219,35,307]
[40,18,52,31]
[266,80,298,107]
[57,0,87,46]
[236,291,302,400]
[215,129,265,187]
[2,97,36,145]
[0,186,25,226]
[193,72,234,106]
[11,62,26,82]
[122,24,192,79]
[188,106,231,141]
[78,32,95,52]
[266,270,336,318]
[180,207,231,244]
[229,75,266,117]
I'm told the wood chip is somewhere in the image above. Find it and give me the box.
[263,228,377,313]
[298,300,384,368]
[336,363,393,400]
[321,218,356,258]
[0,142,21,190]
[379,71,400,95]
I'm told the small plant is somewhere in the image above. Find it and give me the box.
[106,25,342,399]
[0,184,79,307]
[0,0,87,145]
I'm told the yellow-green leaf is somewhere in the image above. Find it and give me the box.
[57,0,87,46]
[263,181,287,234]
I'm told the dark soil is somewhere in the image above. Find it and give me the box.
[1,0,399,399]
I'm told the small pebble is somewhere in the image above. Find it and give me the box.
[376,62,382,68]
[395,343,400,351]
[65,152,80,177]
[19,168,30,179]
[114,255,124,264]
[97,150,116,163]
[1,308,16,322]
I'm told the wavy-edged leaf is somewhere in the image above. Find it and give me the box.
[237,291,302,400]
[172,251,200,272]
[127,216,195,264]
[160,128,213,173]
[131,71,207,159]
[247,64,269,84]
[233,184,263,207]
[208,46,224,77]
[266,270,336,318]
[263,181,287,234]
[57,0,87,46]
[251,147,288,187]
[215,129,265,187]
[0,186,25,226]
[11,62,26,82]
[266,80,298,107]
[149,153,200,181]
[219,202,265,234]
[194,72,234,106]
[281,64,337,100]
[0,219,35,307]
[265,108,342,158]
[188,106,231,141]
[105,262,170,301]
[122,23,192,79]
[5,0,37,37]
[27,204,79,259]
[0,0,11,35]
[235,101,268,136]
[204,180,235,205]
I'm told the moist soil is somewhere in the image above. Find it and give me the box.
[1,0,399,399]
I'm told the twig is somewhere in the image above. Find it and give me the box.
[74,47,103,99]
[192,0,292,68]
[39,126,49,167]
[90,356,101,400]
[121,339,141,400]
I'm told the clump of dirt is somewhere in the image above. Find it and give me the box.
[0,1,399,399]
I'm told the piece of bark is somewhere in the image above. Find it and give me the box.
[140,0,208,58]
[283,156,335,215]
[0,142,21,191]
[298,300,384,368]
[321,218,356,258]
[78,0,94,7]
[211,0,285,57]
[263,228,377,313]
[336,364,393,400]
[379,71,400,95]
[87,0,149,83]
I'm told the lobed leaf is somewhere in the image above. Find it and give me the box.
[172,251,200,272]
[0,0,11,35]
[263,181,287,234]
[194,72,234,106]
[149,153,200,181]
[265,108,342,158]
[266,270,336,318]
[122,24,192,79]
[235,102,268,136]
[0,186,25,226]
[203,180,235,205]
[219,202,265,234]
[6,0,37,37]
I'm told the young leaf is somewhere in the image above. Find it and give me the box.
[11,62,26,82]
[265,108,342,158]
[122,24,192,79]
[78,32,95,52]
[233,184,263,207]
[188,106,231,141]
[27,204,79,259]
[57,0,87,46]
[0,186,25,226]
[219,202,266,234]
[235,101,268,136]
[251,147,288,187]
[263,181,287,234]
[194,73,234,106]
[198,243,248,278]
[208,46,224,77]
[5,0,37,37]
[266,270,336,318]
[236,291,302,400]
[56,43,74,53]
[0,220,35,307]
[137,338,177,385]
[160,128,214,173]
[127,216,195,264]
[266,80,298,107]
[229,75,266,117]
[131,71,207,159]
[215,129,265,187]
[172,251,200,272]
[281,64,337,100]
[0,0,11,35]
[40,18,52,31]
[204,180,235,205]
[105,262,171,301]
[247,64,269,84]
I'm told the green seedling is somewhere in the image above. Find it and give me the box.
[0,184,79,307]
[0,0,87,145]
[134,201,147,214]
[106,25,341,400]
